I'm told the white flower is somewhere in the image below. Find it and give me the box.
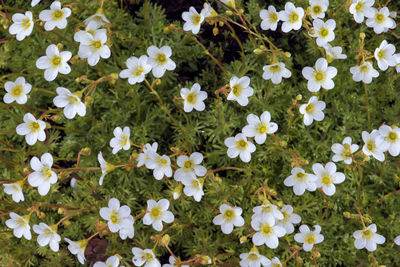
[182,177,204,202]
[310,19,336,47]
[302,58,337,92]
[259,6,280,31]
[16,113,46,146]
[374,40,396,71]
[9,11,34,41]
[65,238,88,264]
[119,55,152,85]
[349,62,379,84]
[242,111,278,144]
[331,137,359,164]
[174,152,207,182]
[182,7,204,34]
[53,87,86,119]
[224,133,256,163]
[227,76,254,106]
[100,198,132,233]
[395,235,400,246]
[163,256,189,267]
[3,77,31,104]
[119,215,135,240]
[323,44,347,60]
[361,130,385,161]
[200,3,217,19]
[33,223,61,252]
[239,248,271,267]
[98,152,115,185]
[284,167,317,196]
[312,162,345,196]
[262,62,291,84]
[279,2,304,32]
[28,153,57,196]
[366,7,395,34]
[180,83,208,113]
[77,31,111,66]
[299,96,326,126]
[5,212,31,240]
[3,181,24,203]
[143,199,174,231]
[84,10,110,26]
[252,204,283,227]
[213,204,244,234]
[146,153,173,180]
[36,44,72,81]
[309,0,329,19]
[377,125,400,156]
[349,0,374,23]
[147,46,176,78]
[39,1,71,31]
[353,224,385,251]
[132,248,161,267]
[268,258,282,267]
[221,0,235,8]
[137,142,158,168]
[251,218,286,248]
[110,126,131,154]
[32,0,41,6]
[276,205,301,234]
[94,256,120,267]
[74,20,103,43]
[294,225,324,251]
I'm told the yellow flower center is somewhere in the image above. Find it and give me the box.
[192,14,201,25]
[359,65,369,73]
[52,9,64,21]
[11,85,23,97]
[281,211,289,223]
[184,160,193,169]
[51,55,62,68]
[191,179,200,190]
[374,13,385,24]
[355,2,364,12]
[256,122,268,134]
[87,29,95,35]
[272,264,281,267]
[340,144,352,159]
[269,64,282,73]
[231,84,242,97]
[41,166,53,180]
[132,66,145,77]
[312,5,322,14]
[295,172,307,181]
[304,233,316,244]
[186,92,197,104]
[261,223,273,236]
[222,209,236,222]
[247,253,259,261]
[157,157,169,167]
[318,27,329,38]
[361,229,374,239]
[305,103,315,114]
[120,135,128,146]
[235,139,248,150]
[321,175,332,186]
[150,206,162,220]
[261,206,272,213]
[12,184,20,191]
[68,95,79,104]
[109,210,120,224]
[22,18,31,30]
[269,12,278,23]
[288,11,299,23]
[377,50,386,60]
[313,70,326,82]
[143,252,154,261]
[155,53,167,65]
[17,217,27,227]
[366,140,376,151]
[28,121,41,133]
[387,131,398,143]
[91,40,102,49]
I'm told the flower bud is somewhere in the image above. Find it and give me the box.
[225,10,233,16]
[161,234,170,246]
[218,21,224,27]
[296,94,302,100]
[239,236,247,243]
[253,48,263,55]
[85,96,94,106]
[284,52,291,58]
[359,32,365,39]
[343,211,351,218]
[80,147,91,156]
[212,27,219,36]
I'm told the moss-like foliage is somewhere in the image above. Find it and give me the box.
[0,0,400,266]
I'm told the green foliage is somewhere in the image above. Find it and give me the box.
[0,0,400,266]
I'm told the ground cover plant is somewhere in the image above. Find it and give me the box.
[0,0,400,266]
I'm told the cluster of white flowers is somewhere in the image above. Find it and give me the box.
[181,4,216,34]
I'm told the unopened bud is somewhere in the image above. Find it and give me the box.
[253,48,263,55]
[161,234,170,246]
[62,219,71,227]
[109,73,118,85]
[360,32,365,39]
[284,52,291,58]
[130,152,138,160]
[154,79,161,85]
[85,95,94,106]
[239,236,247,243]
[218,21,224,27]
[80,147,91,156]
[200,255,211,265]
[50,115,61,121]
[343,211,351,218]
[39,211,46,219]
[280,141,287,147]
[56,43,63,51]
[214,176,222,183]
[309,29,315,35]
[296,256,303,264]
[296,94,302,100]
[312,251,321,258]
[57,208,65,214]
[45,122,52,129]
[212,27,219,36]
[164,25,171,34]
[225,10,233,16]
[269,188,277,196]
[69,55,79,64]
